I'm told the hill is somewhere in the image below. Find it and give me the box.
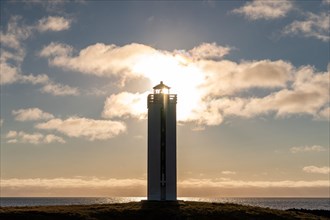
[0,201,329,219]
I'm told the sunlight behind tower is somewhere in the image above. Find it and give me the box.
[147,81,177,201]
[132,52,204,122]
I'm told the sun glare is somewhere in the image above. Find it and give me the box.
[132,52,204,121]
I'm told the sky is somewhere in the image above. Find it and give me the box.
[0,0,329,197]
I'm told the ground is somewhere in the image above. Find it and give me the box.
[0,201,329,220]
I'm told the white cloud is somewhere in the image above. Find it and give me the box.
[36,117,126,141]
[290,145,327,153]
[18,74,50,85]
[22,0,85,13]
[303,166,330,174]
[12,108,54,121]
[39,42,73,57]
[37,16,71,32]
[43,134,66,144]
[40,42,329,126]
[1,68,79,96]
[192,65,329,124]
[41,42,295,92]
[199,59,293,96]
[188,42,231,60]
[1,177,329,196]
[283,12,330,42]
[1,177,328,190]
[102,92,148,119]
[16,73,79,96]
[1,177,145,189]
[0,15,73,88]
[6,131,65,144]
[6,130,18,139]
[0,118,3,127]
[187,100,224,126]
[0,61,78,96]
[221,171,236,175]
[322,0,330,5]
[318,107,330,120]
[39,42,156,80]
[0,16,32,50]
[0,17,27,85]
[0,49,24,63]
[0,44,76,94]
[0,16,34,85]
[179,178,329,188]
[7,139,18,144]
[17,132,46,144]
[85,87,108,96]
[40,82,79,96]
[0,58,20,85]
[232,0,293,20]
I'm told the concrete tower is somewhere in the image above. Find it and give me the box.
[147,81,177,201]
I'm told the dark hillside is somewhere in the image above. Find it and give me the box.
[1,201,329,220]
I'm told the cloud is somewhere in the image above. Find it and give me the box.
[318,107,330,120]
[232,0,293,20]
[3,177,328,189]
[36,117,126,141]
[22,0,85,13]
[18,74,50,84]
[39,42,73,57]
[1,177,328,197]
[0,57,20,84]
[0,118,3,127]
[290,145,327,153]
[102,92,148,119]
[221,171,236,175]
[17,73,79,96]
[4,72,79,96]
[5,131,65,144]
[1,177,145,189]
[40,42,294,93]
[1,65,79,96]
[39,42,156,80]
[43,134,66,144]
[193,65,329,123]
[283,12,330,42]
[12,108,54,121]
[7,139,18,144]
[0,16,31,50]
[0,177,145,196]
[16,132,44,144]
[36,16,71,32]
[1,15,71,51]
[179,178,329,188]
[40,82,79,96]
[6,130,17,139]
[0,16,27,85]
[188,42,231,60]
[40,42,329,126]
[323,0,330,4]
[0,49,26,85]
[85,87,108,96]
[0,15,73,90]
[199,59,293,96]
[303,166,330,174]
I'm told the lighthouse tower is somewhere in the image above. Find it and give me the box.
[147,81,177,201]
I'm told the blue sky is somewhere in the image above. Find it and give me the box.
[0,0,329,197]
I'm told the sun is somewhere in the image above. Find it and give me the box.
[132,52,205,121]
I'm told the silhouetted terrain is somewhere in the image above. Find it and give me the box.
[1,201,329,220]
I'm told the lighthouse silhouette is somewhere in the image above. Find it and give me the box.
[147,81,177,201]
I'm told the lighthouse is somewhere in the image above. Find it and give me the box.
[147,81,177,201]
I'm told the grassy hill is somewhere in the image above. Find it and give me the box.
[1,201,329,220]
